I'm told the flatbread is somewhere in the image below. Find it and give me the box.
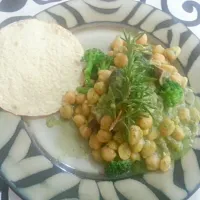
[0,19,84,116]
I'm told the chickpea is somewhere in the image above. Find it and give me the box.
[143,129,149,136]
[75,105,82,115]
[113,132,124,144]
[79,125,92,139]
[98,70,112,82]
[107,140,118,151]
[87,88,99,104]
[170,72,182,86]
[137,115,153,130]
[101,146,116,162]
[89,135,102,150]
[159,118,175,136]
[129,125,142,145]
[130,153,141,162]
[131,138,145,153]
[172,126,184,141]
[60,104,74,119]
[164,46,181,62]
[153,45,165,54]
[136,33,148,45]
[145,153,160,171]
[147,131,159,141]
[108,51,114,57]
[160,64,178,74]
[96,130,112,143]
[181,77,188,88]
[114,53,128,68]
[94,81,107,95]
[100,115,113,131]
[92,149,103,162]
[190,107,200,122]
[82,102,90,117]
[178,108,190,123]
[73,114,86,127]
[152,53,165,63]
[141,140,157,158]
[118,143,131,160]
[111,36,124,50]
[76,94,86,104]
[160,155,171,172]
[62,91,76,104]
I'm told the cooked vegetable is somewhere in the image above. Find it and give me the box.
[55,31,199,177]
[159,79,183,107]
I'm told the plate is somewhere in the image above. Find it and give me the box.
[0,0,200,200]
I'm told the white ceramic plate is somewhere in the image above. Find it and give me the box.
[0,0,200,200]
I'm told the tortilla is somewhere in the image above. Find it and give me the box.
[0,19,84,116]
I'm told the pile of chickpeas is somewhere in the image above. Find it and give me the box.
[59,33,200,173]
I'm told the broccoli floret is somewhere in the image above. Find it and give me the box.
[82,48,113,86]
[105,160,133,177]
[105,160,147,177]
[160,79,183,107]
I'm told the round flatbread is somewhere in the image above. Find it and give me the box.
[0,19,84,116]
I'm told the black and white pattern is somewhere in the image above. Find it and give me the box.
[0,0,200,200]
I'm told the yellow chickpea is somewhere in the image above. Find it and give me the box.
[172,126,185,141]
[160,155,171,172]
[131,138,145,153]
[108,51,114,57]
[190,107,200,122]
[181,77,188,88]
[96,130,112,143]
[129,125,142,145]
[98,70,112,82]
[145,153,160,171]
[60,104,74,119]
[178,108,190,123]
[75,105,82,115]
[73,114,86,127]
[100,115,113,131]
[89,135,102,150]
[164,46,181,62]
[141,140,157,158]
[153,45,165,54]
[101,146,116,162]
[62,91,76,105]
[130,152,141,162]
[113,132,124,144]
[118,143,131,160]
[160,64,178,74]
[147,131,159,141]
[159,118,175,136]
[107,140,118,151]
[143,129,149,136]
[87,88,99,104]
[79,125,92,139]
[137,115,153,130]
[92,149,103,162]
[152,53,166,62]
[114,53,128,68]
[136,33,148,45]
[76,94,86,104]
[170,72,183,86]
[82,102,90,117]
[111,36,124,50]
[94,81,107,95]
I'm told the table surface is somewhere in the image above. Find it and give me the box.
[0,0,199,199]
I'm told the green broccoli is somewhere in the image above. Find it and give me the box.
[82,48,113,86]
[105,160,133,177]
[159,79,183,107]
[105,160,147,177]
